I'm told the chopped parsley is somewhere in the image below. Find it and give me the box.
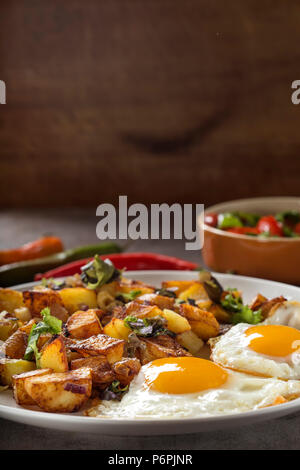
[221,293,262,325]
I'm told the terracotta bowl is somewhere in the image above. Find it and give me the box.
[201,197,300,285]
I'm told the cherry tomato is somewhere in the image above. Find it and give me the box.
[294,222,300,234]
[204,212,218,227]
[226,227,259,235]
[257,216,283,236]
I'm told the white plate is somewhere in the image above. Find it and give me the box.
[1,270,300,435]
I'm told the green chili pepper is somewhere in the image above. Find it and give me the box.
[0,242,122,287]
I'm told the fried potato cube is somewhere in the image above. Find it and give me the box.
[59,288,98,314]
[39,336,69,373]
[137,335,191,365]
[103,318,131,340]
[176,330,204,355]
[178,283,209,302]
[0,358,36,386]
[70,334,125,364]
[112,358,141,385]
[209,304,231,323]
[162,309,191,334]
[14,307,31,322]
[24,368,93,413]
[12,368,52,405]
[3,329,28,359]
[0,318,19,341]
[135,293,175,310]
[23,289,68,321]
[66,309,102,339]
[71,356,115,389]
[161,281,197,296]
[116,278,155,295]
[125,302,163,319]
[179,303,219,340]
[0,288,24,314]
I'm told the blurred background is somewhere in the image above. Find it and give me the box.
[1,0,300,209]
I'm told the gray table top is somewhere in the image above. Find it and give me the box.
[0,209,299,450]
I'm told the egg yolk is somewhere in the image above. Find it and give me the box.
[246,324,300,357]
[144,357,228,394]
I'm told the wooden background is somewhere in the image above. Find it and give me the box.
[0,0,300,208]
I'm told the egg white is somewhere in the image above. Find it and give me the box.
[86,364,300,419]
[264,301,300,329]
[211,323,300,380]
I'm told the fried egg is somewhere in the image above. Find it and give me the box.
[87,357,300,419]
[264,301,300,329]
[211,323,300,380]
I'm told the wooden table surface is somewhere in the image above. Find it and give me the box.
[1,209,300,450]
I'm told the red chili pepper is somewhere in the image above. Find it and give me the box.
[204,212,218,228]
[257,216,283,237]
[294,222,300,234]
[226,227,259,235]
[34,252,198,280]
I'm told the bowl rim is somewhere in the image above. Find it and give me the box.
[201,196,300,243]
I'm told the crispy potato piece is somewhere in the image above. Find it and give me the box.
[161,281,197,296]
[178,283,209,302]
[162,309,191,334]
[112,358,141,385]
[70,334,125,364]
[19,318,36,334]
[248,293,268,312]
[209,304,231,323]
[134,294,176,311]
[14,307,31,322]
[3,329,28,359]
[66,309,102,339]
[103,318,131,340]
[59,287,97,314]
[0,318,19,341]
[0,288,24,314]
[24,368,92,413]
[71,356,115,389]
[39,336,69,372]
[179,303,219,339]
[0,358,36,386]
[23,289,68,321]
[176,330,204,355]
[116,278,155,295]
[137,335,191,365]
[12,368,52,405]
[125,302,162,319]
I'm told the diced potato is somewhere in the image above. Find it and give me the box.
[39,336,68,373]
[19,318,36,334]
[136,294,175,311]
[104,318,131,340]
[161,281,197,296]
[97,290,115,310]
[176,330,204,355]
[71,356,114,388]
[0,288,24,314]
[0,318,19,341]
[66,309,102,339]
[23,289,68,321]
[178,283,209,302]
[0,358,36,386]
[24,368,93,413]
[162,309,191,334]
[125,302,163,319]
[14,307,31,322]
[196,300,213,310]
[59,288,97,314]
[70,334,125,364]
[189,317,219,341]
[209,304,231,323]
[112,358,141,385]
[12,368,52,405]
[3,329,28,359]
[116,278,155,295]
[137,336,191,365]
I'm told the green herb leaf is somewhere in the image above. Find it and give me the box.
[24,307,62,365]
[234,212,260,227]
[124,315,174,337]
[221,293,262,325]
[81,255,120,290]
[116,290,142,302]
[276,210,300,224]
